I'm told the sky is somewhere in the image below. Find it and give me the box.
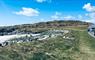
[0,0,95,26]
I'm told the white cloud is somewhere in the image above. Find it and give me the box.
[89,13,95,18]
[14,7,39,17]
[51,15,59,19]
[78,15,83,20]
[84,13,95,23]
[51,12,62,19]
[36,0,46,3]
[86,13,95,22]
[83,3,95,12]
[83,3,95,23]
[63,15,76,20]
[55,12,62,15]
[36,0,52,3]
[51,12,84,20]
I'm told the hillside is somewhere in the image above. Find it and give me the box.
[0,26,95,60]
[0,20,95,60]
[0,20,91,36]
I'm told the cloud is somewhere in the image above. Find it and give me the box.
[51,12,84,21]
[83,3,95,23]
[85,13,95,22]
[84,13,95,23]
[63,15,76,20]
[36,0,46,3]
[83,3,95,12]
[88,13,95,18]
[14,7,39,17]
[51,12,62,19]
[78,15,83,20]
[36,0,52,3]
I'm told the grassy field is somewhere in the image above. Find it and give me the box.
[0,26,95,60]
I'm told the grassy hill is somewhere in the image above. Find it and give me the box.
[0,20,91,35]
[0,20,95,60]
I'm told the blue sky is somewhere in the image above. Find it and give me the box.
[0,0,95,26]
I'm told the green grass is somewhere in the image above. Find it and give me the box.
[79,31,95,50]
[0,30,79,60]
[0,26,95,60]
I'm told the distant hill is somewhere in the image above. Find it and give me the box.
[15,20,92,28]
[0,20,92,35]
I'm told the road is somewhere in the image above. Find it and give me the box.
[88,32,95,38]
